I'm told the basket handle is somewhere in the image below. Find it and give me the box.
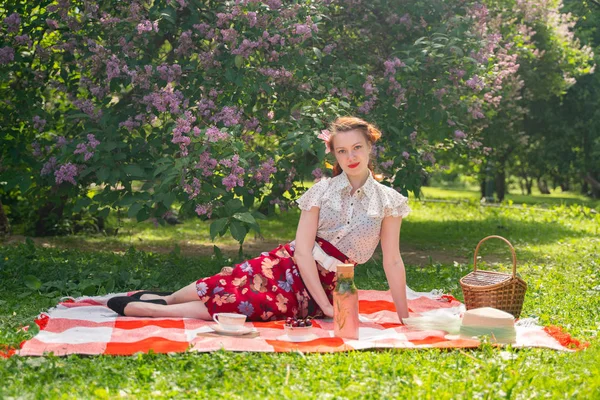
[473,235,517,277]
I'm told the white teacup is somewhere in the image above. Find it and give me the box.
[213,313,247,331]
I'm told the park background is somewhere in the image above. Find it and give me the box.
[1,0,599,398]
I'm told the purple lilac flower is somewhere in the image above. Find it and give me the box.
[3,13,20,33]
[0,47,15,64]
[465,75,485,92]
[41,157,57,176]
[46,19,59,30]
[254,158,277,184]
[380,160,394,169]
[232,39,260,58]
[323,44,336,54]
[311,168,323,179]
[55,163,78,185]
[105,56,120,82]
[402,151,410,160]
[175,30,194,57]
[32,116,46,131]
[14,34,32,47]
[87,134,100,148]
[195,203,213,218]
[384,57,406,77]
[210,106,242,127]
[409,131,417,142]
[31,142,42,157]
[119,118,141,131]
[195,151,218,177]
[454,130,466,140]
[56,136,68,147]
[137,20,158,34]
[205,126,229,142]
[363,75,377,97]
[266,0,282,9]
[141,84,185,114]
[422,152,436,165]
[258,67,293,84]
[222,174,244,191]
[183,177,202,200]
[358,96,377,114]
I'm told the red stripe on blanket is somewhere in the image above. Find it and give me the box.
[359,300,396,313]
[105,338,189,355]
[114,319,186,330]
[543,325,589,350]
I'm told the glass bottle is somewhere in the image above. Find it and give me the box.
[333,264,359,339]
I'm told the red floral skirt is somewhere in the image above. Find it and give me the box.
[195,238,353,321]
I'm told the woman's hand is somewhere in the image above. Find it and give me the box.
[321,303,334,318]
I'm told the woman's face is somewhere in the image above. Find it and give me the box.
[332,129,372,178]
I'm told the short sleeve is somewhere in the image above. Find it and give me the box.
[295,178,330,211]
[382,188,411,218]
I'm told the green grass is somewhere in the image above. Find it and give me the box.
[1,187,599,399]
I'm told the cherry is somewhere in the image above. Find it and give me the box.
[298,321,306,327]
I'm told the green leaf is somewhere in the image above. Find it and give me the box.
[73,197,92,212]
[123,165,145,177]
[97,167,110,181]
[225,199,244,216]
[234,55,244,68]
[233,212,256,225]
[229,220,247,243]
[24,275,42,291]
[209,218,229,241]
[136,206,151,222]
[128,203,143,218]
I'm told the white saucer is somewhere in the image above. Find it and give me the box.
[210,324,256,336]
[276,334,319,343]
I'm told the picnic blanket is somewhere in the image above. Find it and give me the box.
[15,288,587,356]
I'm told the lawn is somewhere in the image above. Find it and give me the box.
[1,187,599,399]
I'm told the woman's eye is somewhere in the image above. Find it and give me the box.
[338,150,346,154]
[355,146,362,150]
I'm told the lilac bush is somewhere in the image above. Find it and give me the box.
[0,0,593,240]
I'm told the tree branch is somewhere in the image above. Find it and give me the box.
[589,0,600,9]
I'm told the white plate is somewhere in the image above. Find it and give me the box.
[210,324,256,336]
[276,334,319,343]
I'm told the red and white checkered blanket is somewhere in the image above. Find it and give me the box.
[15,289,586,356]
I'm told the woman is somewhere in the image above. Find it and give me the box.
[108,116,411,323]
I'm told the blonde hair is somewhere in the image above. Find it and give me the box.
[327,116,382,177]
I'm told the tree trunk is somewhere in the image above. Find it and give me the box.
[0,199,9,236]
[495,169,506,202]
[537,177,551,194]
[526,179,533,195]
[34,198,67,236]
[583,173,600,198]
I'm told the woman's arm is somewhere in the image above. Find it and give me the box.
[380,215,409,321]
[294,206,334,317]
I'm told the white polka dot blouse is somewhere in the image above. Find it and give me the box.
[295,171,411,264]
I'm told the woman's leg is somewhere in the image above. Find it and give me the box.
[138,282,200,304]
[123,300,211,319]
[123,282,211,318]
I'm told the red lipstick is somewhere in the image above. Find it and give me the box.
[348,162,360,169]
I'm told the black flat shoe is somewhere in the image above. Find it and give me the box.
[107,296,167,316]
[130,291,173,300]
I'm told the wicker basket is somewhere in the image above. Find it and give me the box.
[460,235,527,318]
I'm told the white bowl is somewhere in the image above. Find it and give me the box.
[284,324,314,339]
